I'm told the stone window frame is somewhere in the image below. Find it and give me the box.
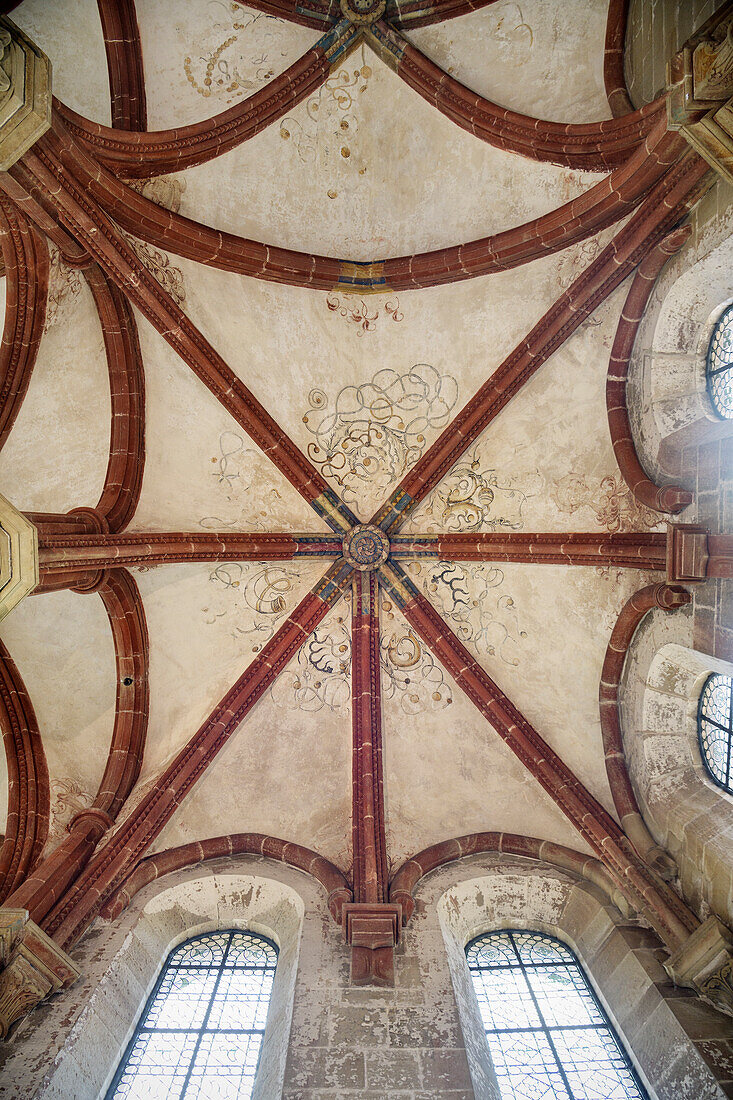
[464,927,650,1100]
[105,926,280,1099]
[423,855,728,1099]
[635,642,733,923]
[629,223,733,479]
[705,302,733,420]
[14,870,306,1100]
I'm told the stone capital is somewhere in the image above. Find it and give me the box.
[0,908,79,1038]
[667,7,733,185]
[665,915,733,1018]
[0,493,38,622]
[666,523,709,583]
[0,16,51,172]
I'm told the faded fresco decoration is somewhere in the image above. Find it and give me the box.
[184,6,299,103]
[302,364,458,516]
[201,561,314,651]
[270,591,453,715]
[199,430,308,531]
[325,294,404,335]
[280,45,372,178]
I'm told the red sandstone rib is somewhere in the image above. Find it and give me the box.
[39,560,353,947]
[386,0,500,29]
[372,149,711,531]
[378,559,698,951]
[56,111,688,291]
[97,0,147,131]
[389,832,625,922]
[234,0,341,29]
[55,21,359,178]
[102,834,351,921]
[390,532,668,569]
[599,583,690,880]
[0,169,88,265]
[3,570,149,921]
[84,265,145,532]
[604,0,633,117]
[0,195,49,449]
[367,21,662,171]
[16,127,356,534]
[351,571,388,905]
[0,642,50,904]
[607,227,693,514]
[37,532,344,577]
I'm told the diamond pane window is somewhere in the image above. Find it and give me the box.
[466,930,648,1100]
[106,930,278,1100]
[698,673,733,793]
[707,303,733,418]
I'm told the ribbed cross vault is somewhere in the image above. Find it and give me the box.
[0,0,731,1002]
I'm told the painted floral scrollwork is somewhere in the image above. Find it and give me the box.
[302,365,458,514]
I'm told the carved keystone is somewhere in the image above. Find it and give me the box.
[0,17,51,171]
[342,901,401,986]
[0,493,38,621]
[0,909,79,1038]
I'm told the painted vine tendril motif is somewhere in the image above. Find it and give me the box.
[552,473,662,533]
[280,47,372,171]
[302,365,458,513]
[203,562,312,650]
[270,602,453,714]
[411,451,532,532]
[325,294,404,335]
[409,560,527,665]
[184,9,292,102]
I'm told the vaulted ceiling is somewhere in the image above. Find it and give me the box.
[0,0,716,956]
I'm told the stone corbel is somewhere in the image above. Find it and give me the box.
[0,909,79,1039]
[665,915,733,1018]
[342,901,401,987]
[0,16,51,172]
[667,6,733,185]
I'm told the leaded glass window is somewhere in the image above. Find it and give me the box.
[466,929,647,1100]
[106,929,278,1100]
[698,672,733,793]
[707,303,733,418]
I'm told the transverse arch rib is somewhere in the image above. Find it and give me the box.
[0,642,50,903]
[366,21,663,172]
[97,0,147,131]
[0,194,49,450]
[84,265,145,533]
[53,20,360,178]
[61,112,688,292]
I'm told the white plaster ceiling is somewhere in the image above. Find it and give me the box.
[1,0,650,875]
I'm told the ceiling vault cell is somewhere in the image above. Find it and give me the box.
[0,0,732,1040]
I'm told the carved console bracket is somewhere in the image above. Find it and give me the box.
[665,915,733,1018]
[0,493,38,622]
[0,17,51,172]
[342,901,401,987]
[0,908,79,1038]
[667,6,733,184]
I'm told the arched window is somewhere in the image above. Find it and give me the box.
[465,930,647,1099]
[698,672,733,793]
[707,303,733,418]
[106,929,278,1099]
